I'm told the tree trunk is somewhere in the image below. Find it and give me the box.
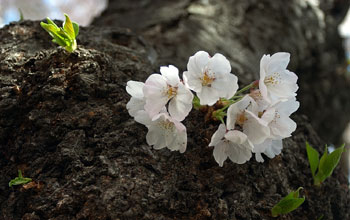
[0,1,349,219]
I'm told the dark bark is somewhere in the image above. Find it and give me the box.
[0,2,349,220]
[93,0,350,144]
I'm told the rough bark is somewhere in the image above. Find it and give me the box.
[0,3,349,220]
[93,0,350,144]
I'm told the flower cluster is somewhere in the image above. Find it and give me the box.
[126,51,299,166]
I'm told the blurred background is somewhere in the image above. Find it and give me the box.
[1,0,350,183]
[0,0,107,26]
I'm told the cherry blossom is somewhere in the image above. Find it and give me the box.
[227,95,271,145]
[134,111,187,153]
[253,139,283,162]
[260,98,299,139]
[209,124,253,166]
[126,50,300,166]
[259,52,298,102]
[183,51,238,106]
[252,98,299,162]
[126,81,145,117]
[143,65,193,121]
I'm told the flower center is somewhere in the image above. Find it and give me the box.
[264,73,281,85]
[167,85,178,99]
[201,71,215,86]
[159,119,174,130]
[250,90,262,101]
[237,112,247,126]
[273,112,280,122]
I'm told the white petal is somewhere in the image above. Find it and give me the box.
[134,110,153,126]
[264,139,283,158]
[183,71,203,92]
[168,84,193,121]
[143,74,167,98]
[266,70,298,98]
[225,130,253,164]
[211,73,238,99]
[258,79,269,102]
[227,95,256,130]
[260,107,275,125]
[168,129,187,153]
[259,54,271,78]
[275,98,300,116]
[126,81,144,98]
[144,96,169,119]
[172,119,186,133]
[197,86,219,106]
[160,65,180,87]
[224,130,249,145]
[253,139,272,154]
[213,141,229,167]
[243,110,270,144]
[207,53,231,75]
[209,124,226,147]
[255,153,264,162]
[225,135,253,164]
[146,126,167,149]
[270,115,297,138]
[187,51,210,74]
[266,52,290,74]
[126,97,145,117]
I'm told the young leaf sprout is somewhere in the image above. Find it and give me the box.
[40,13,79,53]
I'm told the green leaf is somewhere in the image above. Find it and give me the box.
[18,8,24,21]
[40,22,67,47]
[9,170,32,187]
[317,214,324,220]
[72,22,79,37]
[320,144,344,180]
[63,14,75,40]
[314,146,328,185]
[313,144,345,185]
[46,17,59,29]
[306,142,319,177]
[192,95,201,110]
[40,14,78,52]
[271,187,305,217]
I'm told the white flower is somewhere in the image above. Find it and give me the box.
[227,95,270,145]
[143,65,193,121]
[249,89,270,112]
[259,52,298,102]
[253,139,283,162]
[126,81,145,117]
[135,111,187,153]
[183,51,238,106]
[260,98,299,139]
[209,124,253,166]
[253,98,299,162]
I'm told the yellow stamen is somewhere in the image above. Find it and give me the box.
[167,85,177,99]
[201,71,215,86]
[159,119,174,130]
[237,112,247,126]
[264,73,281,85]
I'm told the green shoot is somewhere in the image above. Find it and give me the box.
[192,95,201,110]
[306,142,345,186]
[271,187,305,217]
[317,214,324,220]
[18,8,24,21]
[40,13,79,53]
[9,170,32,187]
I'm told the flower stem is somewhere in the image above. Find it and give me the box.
[235,83,254,95]
[219,117,225,125]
